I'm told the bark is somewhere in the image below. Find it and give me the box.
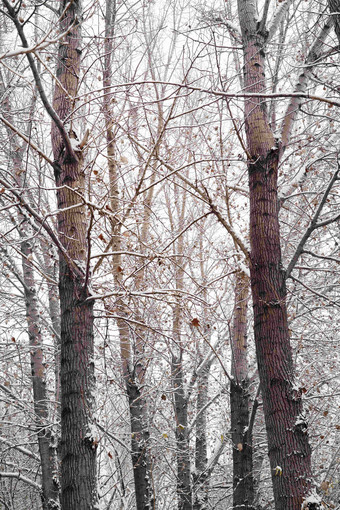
[170,195,192,510]
[252,403,266,510]
[236,1,316,508]
[51,1,97,508]
[1,78,59,509]
[40,240,61,407]
[281,20,332,148]
[328,0,340,45]
[193,249,212,510]
[230,271,254,510]
[172,351,192,510]
[193,362,209,510]
[101,2,154,507]
[21,232,60,510]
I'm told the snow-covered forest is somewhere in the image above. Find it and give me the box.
[0,0,339,508]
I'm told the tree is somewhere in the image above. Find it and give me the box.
[0,0,339,508]
[230,271,256,510]
[50,0,98,507]
[1,0,99,506]
[235,0,334,507]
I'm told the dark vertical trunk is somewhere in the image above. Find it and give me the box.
[172,222,192,510]
[236,1,315,508]
[51,1,97,508]
[247,132,313,510]
[230,379,254,510]
[328,0,340,44]
[57,257,97,510]
[172,354,192,510]
[193,364,209,510]
[230,271,254,510]
[127,378,153,510]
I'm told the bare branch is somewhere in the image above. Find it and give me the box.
[267,0,294,42]
[2,0,78,163]
[291,275,340,307]
[0,115,53,166]
[83,80,340,108]
[0,471,41,491]
[286,164,340,278]
[0,437,40,462]
[0,176,85,278]
[281,19,333,149]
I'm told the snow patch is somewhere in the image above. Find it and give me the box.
[301,490,322,509]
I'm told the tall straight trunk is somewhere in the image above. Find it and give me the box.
[230,271,254,510]
[172,350,192,510]
[193,248,212,510]
[236,1,315,508]
[40,239,61,406]
[170,196,192,510]
[21,231,60,510]
[51,1,97,508]
[1,81,59,508]
[193,361,209,510]
[101,2,154,507]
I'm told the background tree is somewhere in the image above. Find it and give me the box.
[0,0,339,509]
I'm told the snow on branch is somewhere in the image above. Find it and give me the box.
[0,471,41,491]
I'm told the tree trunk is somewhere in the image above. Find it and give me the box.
[51,1,97,508]
[172,352,192,510]
[101,2,154,506]
[193,363,209,510]
[236,1,315,508]
[171,198,192,510]
[40,239,61,407]
[329,0,340,44]
[230,271,254,510]
[21,233,60,510]
[1,82,60,508]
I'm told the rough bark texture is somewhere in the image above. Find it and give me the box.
[237,1,315,508]
[51,1,97,508]
[230,272,254,510]
[127,378,153,510]
[329,0,340,44]
[230,380,254,510]
[40,240,61,406]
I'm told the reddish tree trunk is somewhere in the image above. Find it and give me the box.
[249,152,313,508]
[51,1,97,508]
[236,1,316,507]
[21,234,59,510]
